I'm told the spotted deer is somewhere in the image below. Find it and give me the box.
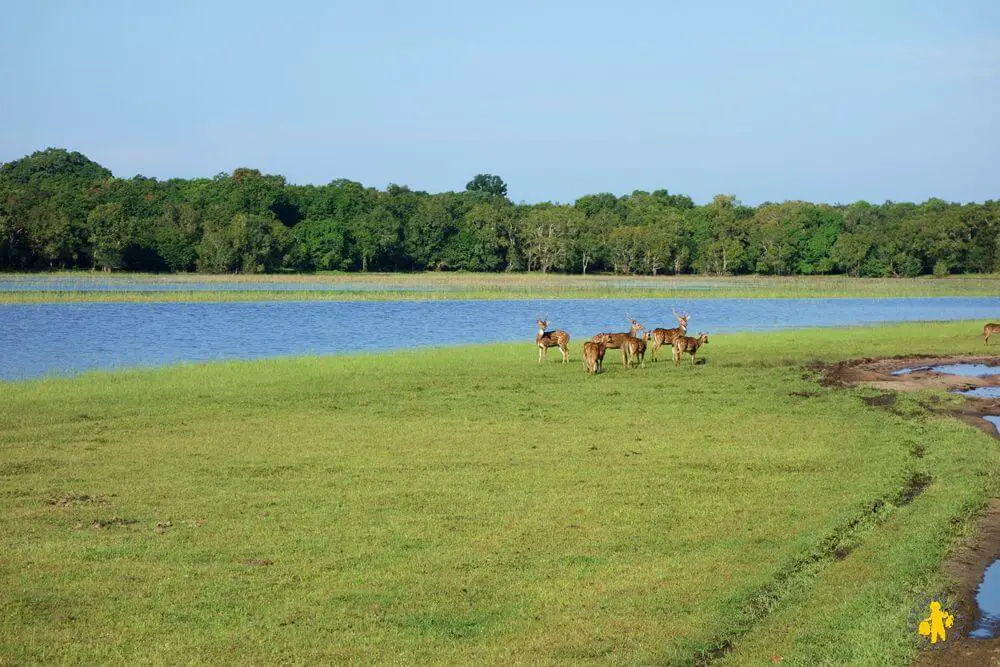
[984,323,1000,346]
[592,315,645,366]
[649,308,690,362]
[536,317,570,363]
[672,332,709,366]
[583,334,612,374]
[623,331,649,369]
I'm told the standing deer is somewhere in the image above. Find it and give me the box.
[623,331,649,369]
[672,332,709,366]
[592,315,645,366]
[985,323,1000,346]
[583,334,612,374]
[649,308,690,362]
[536,317,570,363]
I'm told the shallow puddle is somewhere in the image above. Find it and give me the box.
[892,364,1000,377]
[970,559,1000,639]
[985,416,1000,435]
[954,387,1000,399]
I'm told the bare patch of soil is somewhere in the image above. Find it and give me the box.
[47,493,108,507]
[91,517,137,529]
[862,392,898,409]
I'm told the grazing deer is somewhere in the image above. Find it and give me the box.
[673,332,709,366]
[985,323,1000,346]
[623,331,649,368]
[583,334,612,374]
[592,315,645,365]
[649,307,690,362]
[536,317,570,363]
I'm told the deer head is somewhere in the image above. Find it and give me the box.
[624,314,644,334]
[672,307,690,330]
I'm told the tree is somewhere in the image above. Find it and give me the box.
[197,213,290,273]
[695,195,753,275]
[465,173,508,199]
[520,205,580,272]
[830,232,872,277]
[290,218,349,271]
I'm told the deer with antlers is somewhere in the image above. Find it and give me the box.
[672,332,709,366]
[583,334,612,374]
[592,315,645,366]
[536,316,570,363]
[985,323,1000,346]
[649,307,690,362]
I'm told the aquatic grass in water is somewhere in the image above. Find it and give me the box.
[4,272,1000,302]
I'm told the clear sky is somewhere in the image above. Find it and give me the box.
[1,0,997,205]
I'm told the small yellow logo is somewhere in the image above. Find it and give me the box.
[918,601,954,643]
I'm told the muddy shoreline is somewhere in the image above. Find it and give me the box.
[814,355,1000,666]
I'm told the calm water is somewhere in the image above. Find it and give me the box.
[1,297,998,381]
[894,364,1000,377]
[955,387,1000,399]
[970,559,1000,639]
[986,417,1000,434]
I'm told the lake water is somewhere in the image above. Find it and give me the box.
[1,297,998,381]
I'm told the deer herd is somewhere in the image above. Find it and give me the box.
[537,317,1000,375]
[536,308,710,374]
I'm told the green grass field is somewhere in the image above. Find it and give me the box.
[3,271,1000,302]
[1,321,998,664]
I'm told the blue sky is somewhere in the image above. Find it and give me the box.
[1,0,997,204]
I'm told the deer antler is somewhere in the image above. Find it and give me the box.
[624,313,632,322]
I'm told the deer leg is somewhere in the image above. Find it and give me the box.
[561,344,569,363]
[538,346,544,364]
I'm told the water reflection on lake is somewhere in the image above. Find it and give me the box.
[1,297,998,381]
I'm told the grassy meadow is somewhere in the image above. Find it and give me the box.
[3,271,1000,302]
[2,321,999,663]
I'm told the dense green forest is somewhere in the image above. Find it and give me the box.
[1,148,998,276]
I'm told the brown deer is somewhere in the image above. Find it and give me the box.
[672,332,709,366]
[583,334,612,374]
[985,323,1000,346]
[592,315,645,365]
[622,331,649,368]
[536,317,570,363]
[649,307,690,362]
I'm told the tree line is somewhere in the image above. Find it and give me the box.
[2,148,998,276]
